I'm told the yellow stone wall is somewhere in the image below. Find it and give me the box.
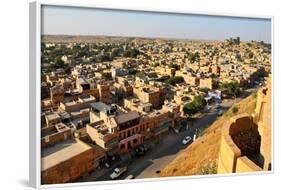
[217,76,272,174]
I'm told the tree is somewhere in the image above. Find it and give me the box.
[227,37,240,45]
[248,52,254,59]
[183,102,197,115]
[48,56,66,71]
[153,62,160,67]
[199,87,209,93]
[187,52,200,63]
[168,63,180,70]
[183,95,206,115]
[101,72,112,81]
[128,69,138,75]
[165,76,184,86]
[123,48,140,58]
[220,81,240,98]
[111,48,121,58]
[157,75,170,82]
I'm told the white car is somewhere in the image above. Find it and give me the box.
[110,167,127,179]
[182,136,192,145]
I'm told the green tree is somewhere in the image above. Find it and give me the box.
[101,72,112,81]
[183,102,198,115]
[128,69,138,75]
[187,52,200,63]
[168,63,180,70]
[51,56,65,70]
[165,76,184,86]
[123,48,140,58]
[199,87,209,93]
[221,81,240,98]
[183,95,206,115]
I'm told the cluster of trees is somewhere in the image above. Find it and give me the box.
[101,72,113,81]
[183,95,206,115]
[226,37,240,45]
[164,76,184,86]
[153,62,160,67]
[168,63,180,70]
[128,69,138,75]
[220,81,240,97]
[123,48,141,58]
[42,42,143,68]
[156,75,170,83]
[259,41,271,50]
[135,71,146,78]
[198,87,209,93]
[46,56,70,73]
[186,52,200,63]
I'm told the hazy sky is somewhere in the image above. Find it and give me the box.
[42,5,271,42]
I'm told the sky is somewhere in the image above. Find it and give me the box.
[42,5,272,43]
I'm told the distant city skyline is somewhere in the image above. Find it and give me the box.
[42,5,271,43]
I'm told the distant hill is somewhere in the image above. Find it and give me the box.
[42,35,217,44]
[42,35,133,43]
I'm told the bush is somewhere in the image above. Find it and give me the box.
[196,128,205,137]
[200,163,217,175]
[232,106,239,114]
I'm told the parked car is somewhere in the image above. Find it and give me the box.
[214,104,221,109]
[134,147,145,157]
[104,162,111,169]
[182,136,192,145]
[217,110,224,116]
[110,167,127,180]
[125,174,135,179]
[140,144,150,152]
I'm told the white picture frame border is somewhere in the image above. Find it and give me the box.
[29,0,274,189]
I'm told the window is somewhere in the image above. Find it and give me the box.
[133,139,138,144]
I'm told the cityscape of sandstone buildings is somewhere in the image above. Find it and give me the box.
[40,37,271,184]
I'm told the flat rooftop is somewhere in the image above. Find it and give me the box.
[90,102,111,112]
[114,111,140,124]
[41,138,92,171]
[45,113,60,121]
